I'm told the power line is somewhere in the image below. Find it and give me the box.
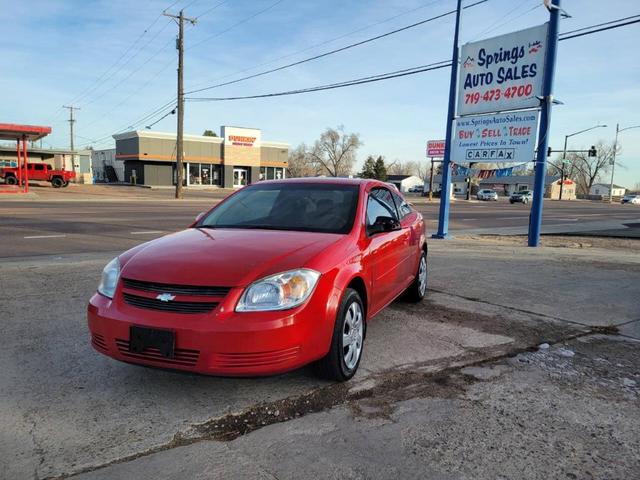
[186,0,489,95]
[145,106,177,129]
[194,0,229,20]
[559,15,640,40]
[69,1,182,106]
[186,0,449,91]
[187,61,452,101]
[188,0,286,51]
[186,13,640,103]
[79,10,639,148]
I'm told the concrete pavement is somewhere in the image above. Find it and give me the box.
[2,236,639,479]
[75,335,640,480]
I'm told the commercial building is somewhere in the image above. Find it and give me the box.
[91,148,121,182]
[113,126,289,188]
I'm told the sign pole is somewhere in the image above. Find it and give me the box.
[528,0,561,247]
[433,0,462,239]
[428,157,434,201]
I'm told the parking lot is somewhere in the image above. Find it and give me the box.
[1,186,640,479]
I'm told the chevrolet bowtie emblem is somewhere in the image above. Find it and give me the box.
[156,293,176,302]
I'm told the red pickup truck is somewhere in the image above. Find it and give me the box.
[0,162,75,188]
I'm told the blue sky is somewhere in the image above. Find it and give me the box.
[2,0,639,187]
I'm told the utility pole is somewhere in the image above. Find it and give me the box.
[163,9,196,199]
[609,123,640,203]
[63,105,80,172]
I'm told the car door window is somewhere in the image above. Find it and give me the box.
[391,190,412,219]
[367,187,398,227]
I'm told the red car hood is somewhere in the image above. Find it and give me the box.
[120,228,342,287]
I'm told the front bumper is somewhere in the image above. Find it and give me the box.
[87,281,341,376]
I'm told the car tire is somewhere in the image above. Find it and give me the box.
[51,177,64,188]
[404,250,428,302]
[62,181,70,187]
[5,175,17,185]
[315,288,365,382]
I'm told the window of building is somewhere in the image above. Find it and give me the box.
[258,166,285,181]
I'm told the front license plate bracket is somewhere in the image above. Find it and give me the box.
[129,326,175,358]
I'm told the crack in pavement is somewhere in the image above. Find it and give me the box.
[426,287,618,330]
[46,325,610,480]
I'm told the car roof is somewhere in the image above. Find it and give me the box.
[253,177,393,188]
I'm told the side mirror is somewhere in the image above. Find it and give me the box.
[368,216,400,235]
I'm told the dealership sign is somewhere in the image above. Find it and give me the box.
[451,110,539,163]
[427,140,445,157]
[457,23,548,116]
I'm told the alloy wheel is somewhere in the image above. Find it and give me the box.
[342,301,363,370]
[418,255,427,297]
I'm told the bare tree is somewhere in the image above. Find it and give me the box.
[556,141,618,195]
[309,125,362,177]
[387,160,420,177]
[287,143,318,178]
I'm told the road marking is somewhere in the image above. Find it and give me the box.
[23,234,67,239]
[130,230,164,235]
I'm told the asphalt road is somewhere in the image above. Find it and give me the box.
[2,185,639,478]
[1,188,639,259]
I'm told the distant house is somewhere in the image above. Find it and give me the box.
[387,174,423,193]
[479,175,574,199]
[425,174,469,196]
[589,183,626,199]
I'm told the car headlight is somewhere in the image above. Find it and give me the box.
[98,257,120,299]
[236,269,320,312]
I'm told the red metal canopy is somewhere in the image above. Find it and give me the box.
[0,123,51,194]
[0,123,51,141]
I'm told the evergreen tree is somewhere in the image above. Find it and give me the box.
[359,156,376,178]
[374,156,387,181]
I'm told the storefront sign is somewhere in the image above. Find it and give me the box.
[427,140,445,157]
[222,126,261,148]
[451,110,539,163]
[457,23,548,116]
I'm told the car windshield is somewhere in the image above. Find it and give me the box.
[197,182,360,234]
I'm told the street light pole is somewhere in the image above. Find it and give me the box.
[609,123,640,203]
[559,124,607,200]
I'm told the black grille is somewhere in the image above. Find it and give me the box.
[122,278,230,297]
[91,333,108,352]
[123,293,218,314]
[115,339,199,366]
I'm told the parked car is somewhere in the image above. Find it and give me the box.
[0,162,75,188]
[88,178,427,381]
[621,194,640,205]
[408,185,423,193]
[476,189,498,201]
[510,190,533,204]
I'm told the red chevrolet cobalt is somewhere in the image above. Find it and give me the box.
[88,178,427,381]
